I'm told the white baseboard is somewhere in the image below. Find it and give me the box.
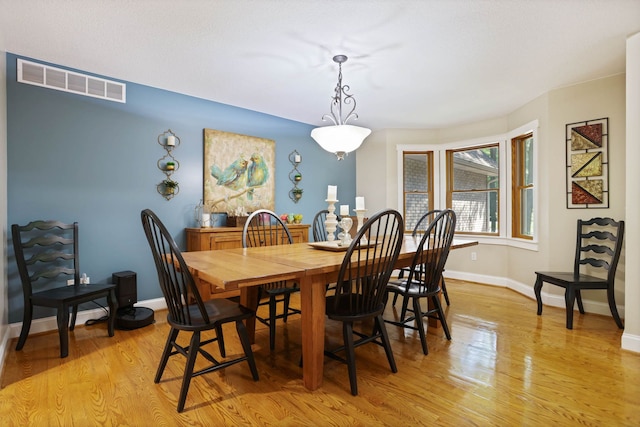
[622,331,640,353]
[8,297,167,339]
[445,270,626,318]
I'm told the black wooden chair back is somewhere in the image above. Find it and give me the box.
[324,209,404,395]
[243,209,293,247]
[12,220,117,358]
[573,217,624,282]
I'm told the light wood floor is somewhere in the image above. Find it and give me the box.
[1,279,639,426]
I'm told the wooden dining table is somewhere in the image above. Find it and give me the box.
[180,237,478,391]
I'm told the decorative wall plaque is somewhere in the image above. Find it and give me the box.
[565,118,609,208]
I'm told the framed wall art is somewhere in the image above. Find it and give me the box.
[565,117,609,209]
[203,129,275,215]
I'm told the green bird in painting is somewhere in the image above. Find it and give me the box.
[247,153,269,187]
[210,157,248,191]
[247,153,269,200]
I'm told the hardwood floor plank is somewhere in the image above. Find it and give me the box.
[1,280,639,426]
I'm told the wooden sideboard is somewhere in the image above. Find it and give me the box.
[185,224,310,299]
[186,224,310,251]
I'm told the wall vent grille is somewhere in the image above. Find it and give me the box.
[17,59,126,103]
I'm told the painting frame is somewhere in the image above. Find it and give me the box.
[203,129,275,215]
[565,117,609,209]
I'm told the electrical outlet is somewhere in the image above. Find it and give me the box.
[67,279,74,286]
[471,252,477,261]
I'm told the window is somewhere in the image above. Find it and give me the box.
[511,133,534,239]
[396,119,537,247]
[402,151,433,232]
[446,144,500,235]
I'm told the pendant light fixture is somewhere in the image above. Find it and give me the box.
[310,55,371,160]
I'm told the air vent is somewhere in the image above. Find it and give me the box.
[17,58,126,103]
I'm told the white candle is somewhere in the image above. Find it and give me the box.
[355,196,365,210]
[340,204,349,216]
[201,213,211,228]
[294,154,301,163]
[167,135,176,146]
[327,185,337,200]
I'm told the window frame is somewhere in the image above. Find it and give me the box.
[511,132,534,240]
[400,151,434,232]
[446,142,501,236]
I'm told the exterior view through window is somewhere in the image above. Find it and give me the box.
[402,151,433,232]
[446,144,500,235]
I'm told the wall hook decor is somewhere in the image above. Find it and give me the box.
[156,129,180,200]
[288,150,303,203]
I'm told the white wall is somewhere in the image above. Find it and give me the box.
[623,32,640,352]
[0,48,9,371]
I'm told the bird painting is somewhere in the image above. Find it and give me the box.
[210,152,271,201]
[204,129,275,213]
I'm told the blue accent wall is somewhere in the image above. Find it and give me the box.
[6,53,355,323]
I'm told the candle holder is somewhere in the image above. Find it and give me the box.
[354,209,368,244]
[338,217,353,246]
[325,199,338,242]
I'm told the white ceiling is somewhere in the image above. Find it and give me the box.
[1,0,639,131]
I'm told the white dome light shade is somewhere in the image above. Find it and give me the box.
[311,124,371,160]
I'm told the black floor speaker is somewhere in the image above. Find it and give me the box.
[112,271,155,330]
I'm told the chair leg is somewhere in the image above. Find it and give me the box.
[343,321,358,396]
[216,325,226,357]
[575,290,585,314]
[432,295,451,340]
[107,289,117,337]
[441,278,450,306]
[414,297,429,355]
[283,293,291,323]
[236,320,259,381]
[399,294,410,322]
[607,287,624,329]
[534,276,544,315]
[16,301,33,351]
[269,295,277,351]
[57,305,71,358]
[376,315,397,373]
[392,293,400,306]
[177,331,201,413]
[155,328,179,383]
[565,289,576,330]
[69,304,78,331]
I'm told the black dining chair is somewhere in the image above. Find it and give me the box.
[243,209,301,351]
[141,209,259,412]
[312,209,341,242]
[324,209,404,395]
[394,209,452,309]
[11,220,117,358]
[534,217,624,330]
[385,209,456,355]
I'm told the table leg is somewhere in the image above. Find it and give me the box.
[300,275,326,391]
[240,287,260,343]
